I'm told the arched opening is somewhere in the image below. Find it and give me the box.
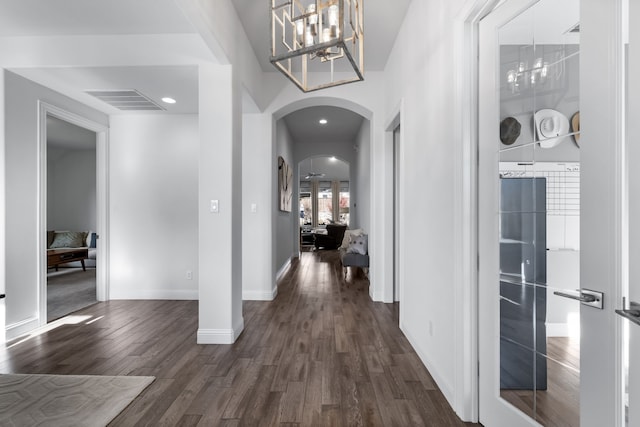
[273,103,370,281]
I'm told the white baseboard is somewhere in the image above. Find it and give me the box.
[401,322,456,409]
[6,316,40,341]
[243,286,278,301]
[276,257,292,282]
[109,289,198,300]
[197,317,244,344]
[546,322,570,337]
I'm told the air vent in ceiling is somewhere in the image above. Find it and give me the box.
[85,90,164,111]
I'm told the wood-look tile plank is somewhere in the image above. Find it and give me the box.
[354,381,385,427]
[2,250,476,427]
[279,381,306,423]
[157,364,218,425]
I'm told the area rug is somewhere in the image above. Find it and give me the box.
[0,374,154,426]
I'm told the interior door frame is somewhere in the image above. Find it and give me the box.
[37,101,110,326]
[385,104,402,305]
[579,0,627,425]
[627,1,640,423]
[452,0,503,421]
[393,123,400,303]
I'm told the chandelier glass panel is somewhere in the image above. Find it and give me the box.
[270,0,364,92]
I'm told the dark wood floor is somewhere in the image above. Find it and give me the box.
[1,250,476,426]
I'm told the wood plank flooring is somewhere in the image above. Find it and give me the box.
[1,250,476,426]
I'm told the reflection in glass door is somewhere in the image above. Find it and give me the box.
[497,0,581,424]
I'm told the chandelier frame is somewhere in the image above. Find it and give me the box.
[270,0,364,92]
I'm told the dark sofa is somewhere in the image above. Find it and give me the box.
[314,224,347,250]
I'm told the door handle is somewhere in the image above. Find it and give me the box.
[616,301,640,326]
[553,289,604,309]
[553,291,596,303]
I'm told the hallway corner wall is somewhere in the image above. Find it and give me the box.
[109,114,199,300]
[242,112,276,300]
[353,120,371,235]
[383,0,468,413]
[274,119,296,276]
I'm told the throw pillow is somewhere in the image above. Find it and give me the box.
[347,234,368,255]
[49,231,86,248]
[340,228,363,249]
[89,232,97,248]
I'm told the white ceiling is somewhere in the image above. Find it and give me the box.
[0,0,195,36]
[0,0,201,115]
[283,106,364,144]
[13,66,200,115]
[229,0,412,72]
[299,156,349,181]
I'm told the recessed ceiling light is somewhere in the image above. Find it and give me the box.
[162,97,176,104]
[319,118,328,125]
[330,156,337,161]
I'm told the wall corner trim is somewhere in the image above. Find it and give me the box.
[275,256,293,282]
[243,286,278,301]
[6,316,40,341]
[197,319,244,345]
[401,323,455,411]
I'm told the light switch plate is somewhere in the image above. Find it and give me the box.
[251,203,257,213]
[210,199,219,213]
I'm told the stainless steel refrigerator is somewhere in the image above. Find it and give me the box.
[499,177,547,390]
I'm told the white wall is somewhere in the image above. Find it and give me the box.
[109,114,199,300]
[383,0,467,409]
[176,0,264,108]
[353,120,371,232]
[274,119,296,276]
[47,147,97,232]
[4,71,108,338]
[242,113,275,300]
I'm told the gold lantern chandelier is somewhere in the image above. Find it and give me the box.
[270,0,364,93]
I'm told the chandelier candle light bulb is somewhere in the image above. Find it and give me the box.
[305,27,315,47]
[307,4,318,36]
[328,4,339,37]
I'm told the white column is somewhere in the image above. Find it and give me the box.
[197,64,243,344]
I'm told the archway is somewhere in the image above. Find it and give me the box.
[272,101,372,289]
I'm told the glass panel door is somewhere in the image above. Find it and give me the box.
[317,180,332,225]
[498,1,581,424]
[479,0,583,425]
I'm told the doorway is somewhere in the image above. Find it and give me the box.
[297,156,351,249]
[46,116,98,322]
[393,124,401,302]
[38,102,110,327]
